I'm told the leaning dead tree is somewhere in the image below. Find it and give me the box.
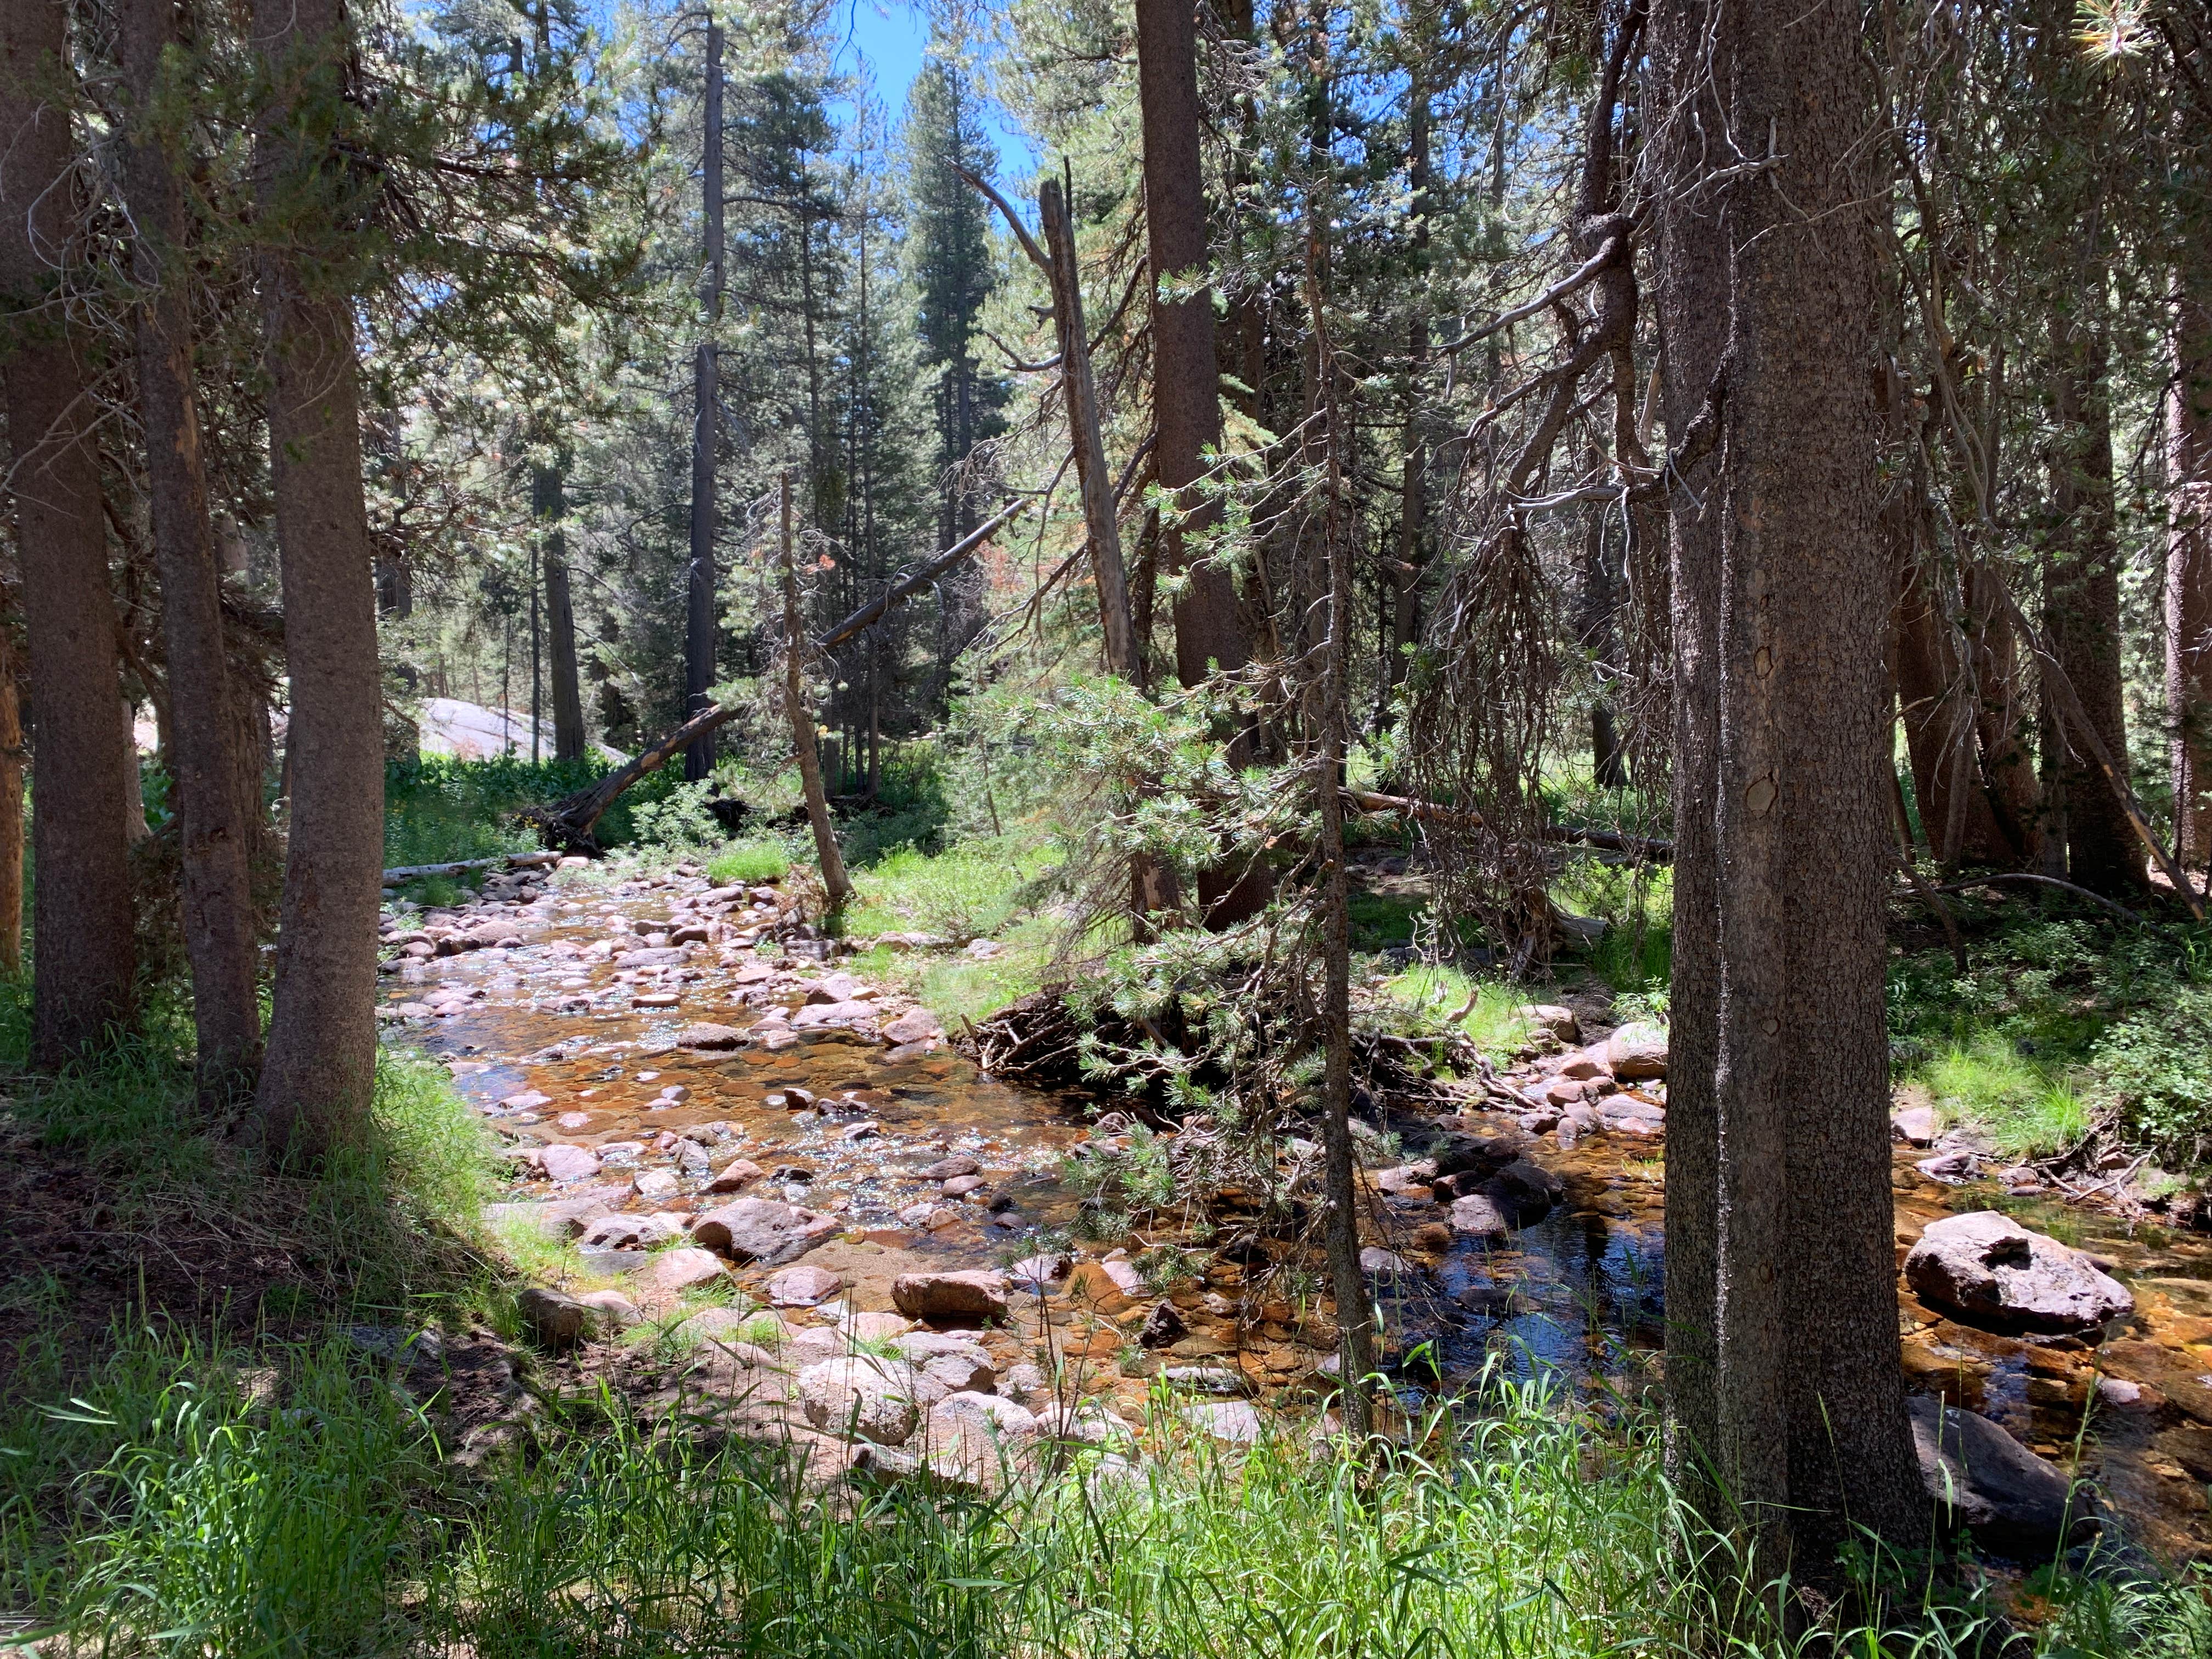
[523,498,1029,849]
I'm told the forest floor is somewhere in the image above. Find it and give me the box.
[4,806,2212,1655]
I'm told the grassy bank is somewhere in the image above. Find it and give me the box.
[9,1318,2208,1657]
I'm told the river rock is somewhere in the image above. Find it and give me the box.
[1183,1400,1265,1443]
[1359,1247,1418,1279]
[1098,1257,1147,1299]
[644,1246,726,1294]
[893,1333,996,1391]
[1007,1252,1071,1292]
[791,1000,878,1030]
[1908,1396,2097,1554]
[632,1169,681,1203]
[929,1391,1037,1441]
[1904,1211,2134,1334]
[517,1286,589,1349]
[941,1173,986,1199]
[1139,1300,1187,1347]
[797,1356,923,1445]
[538,1143,602,1183]
[891,1269,1008,1321]
[706,1157,765,1193]
[882,1008,943,1046]
[768,1264,844,1306]
[918,1155,979,1180]
[1516,1003,1581,1043]
[573,1289,642,1331]
[1891,1106,1940,1147]
[1486,1159,1566,1223]
[690,1197,842,1265]
[1450,1193,1511,1239]
[676,1022,745,1048]
[1603,1022,1668,1080]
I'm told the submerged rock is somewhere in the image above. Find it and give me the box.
[1904,1211,2134,1334]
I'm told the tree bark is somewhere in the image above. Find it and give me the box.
[1961,559,2042,865]
[2045,309,2145,893]
[251,0,385,1161]
[1652,0,1926,1576]
[781,475,850,909]
[0,3,138,1061]
[1036,176,1140,681]
[2169,257,2212,871]
[1133,0,1272,928]
[1888,532,2005,865]
[684,20,723,782]
[0,606,24,975]
[536,462,586,762]
[120,0,262,1098]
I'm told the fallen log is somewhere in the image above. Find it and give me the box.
[521,500,1030,850]
[1341,787,1674,862]
[382,851,561,884]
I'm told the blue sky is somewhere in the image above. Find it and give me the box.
[825,0,1036,174]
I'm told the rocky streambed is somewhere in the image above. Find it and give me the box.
[377,860,2212,1566]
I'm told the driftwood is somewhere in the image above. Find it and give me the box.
[522,499,1029,849]
[1340,787,1675,862]
[382,850,560,884]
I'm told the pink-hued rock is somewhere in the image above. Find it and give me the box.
[1904,1211,2134,1334]
[689,1197,841,1265]
[644,1247,726,1294]
[768,1264,845,1306]
[882,1008,944,1046]
[539,1143,602,1183]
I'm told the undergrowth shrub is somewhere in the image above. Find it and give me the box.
[2096,985,2212,1160]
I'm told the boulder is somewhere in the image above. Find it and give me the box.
[676,1022,746,1048]
[690,1197,841,1266]
[1428,1131,1526,1180]
[882,1008,944,1046]
[1603,1021,1668,1080]
[1486,1158,1566,1223]
[643,1247,727,1294]
[891,1269,1009,1321]
[918,1155,980,1180]
[1034,1402,1132,1446]
[538,1143,601,1183]
[1890,1106,1940,1147]
[1183,1400,1265,1443]
[517,1287,589,1350]
[797,1356,923,1446]
[706,1157,765,1194]
[1908,1396,2097,1555]
[941,1174,988,1199]
[1904,1211,2134,1334]
[928,1392,1037,1442]
[790,1000,878,1030]
[1138,1300,1187,1348]
[1449,1193,1511,1239]
[573,1289,642,1333]
[1516,1003,1581,1043]
[631,1169,681,1204]
[768,1264,844,1306]
[892,1333,997,1392]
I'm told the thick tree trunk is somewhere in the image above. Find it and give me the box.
[0,611,23,975]
[2170,262,2212,871]
[1962,560,2042,864]
[536,462,586,762]
[0,5,139,1061]
[120,0,263,1098]
[781,476,850,910]
[1653,0,1926,1576]
[251,0,386,1161]
[684,21,723,782]
[1133,0,1271,927]
[2046,314,2145,893]
[1134,0,1243,689]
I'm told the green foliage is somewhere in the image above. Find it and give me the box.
[846,834,1055,942]
[627,778,731,854]
[2094,985,2212,1157]
[1382,964,1533,1063]
[383,753,603,867]
[706,842,792,885]
[1919,1037,2090,1160]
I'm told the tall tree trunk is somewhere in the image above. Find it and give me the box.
[2045,308,2144,893]
[2170,255,2212,871]
[781,475,850,910]
[1134,0,1272,928]
[1036,176,1139,680]
[0,4,138,1061]
[536,462,586,761]
[251,0,385,1161]
[1383,54,1432,727]
[1961,560,2043,865]
[1578,507,1629,789]
[0,607,24,975]
[1653,0,1926,1576]
[684,20,723,782]
[120,0,262,1098]
[1888,532,2005,865]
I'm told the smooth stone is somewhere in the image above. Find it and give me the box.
[1904,1211,2134,1335]
[517,1286,589,1350]
[1908,1396,2097,1554]
[768,1264,845,1306]
[644,1247,727,1294]
[689,1197,841,1265]
[891,1269,1009,1321]
[797,1356,922,1446]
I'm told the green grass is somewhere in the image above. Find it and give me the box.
[848,914,1058,1028]
[706,841,791,885]
[1383,963,1536,1062]
[842,833,1058,944]
[1915,1037,2090,1161]
[8,1329,2206,1658]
